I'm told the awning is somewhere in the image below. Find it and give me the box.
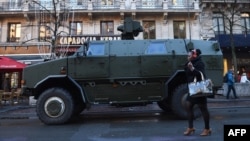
[214,34,250,47]
[0,56,27,72]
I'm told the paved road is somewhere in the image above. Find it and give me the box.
[1,95,250,141]
[0,104,250,141]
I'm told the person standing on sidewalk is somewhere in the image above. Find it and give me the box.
[226,69,238,99]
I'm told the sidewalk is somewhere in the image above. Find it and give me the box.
[1,95,250,119]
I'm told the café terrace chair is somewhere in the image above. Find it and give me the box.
[1,90,14,105]
[12,88,26,103]
[0,90,3,106]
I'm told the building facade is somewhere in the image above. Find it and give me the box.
[0,0,201,62]
[200,0,250,76]
[0,0,250,89]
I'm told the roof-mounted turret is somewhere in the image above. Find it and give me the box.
[117,17,143,40]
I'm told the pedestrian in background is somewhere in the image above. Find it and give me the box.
[183,49,211,136]
[226,69,238,99]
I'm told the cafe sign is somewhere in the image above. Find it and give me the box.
[58,35,121,45]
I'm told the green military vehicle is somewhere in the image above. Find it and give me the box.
[21,18,223,125]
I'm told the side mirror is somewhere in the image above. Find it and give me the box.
[212,42,220,51]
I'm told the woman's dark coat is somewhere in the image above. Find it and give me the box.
[184,56,207,103]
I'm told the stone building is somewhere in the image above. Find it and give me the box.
[200,0,250,76]
[0,0,250,86]
[0,0,201,63]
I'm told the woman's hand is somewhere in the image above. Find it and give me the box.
[188,62,194,71]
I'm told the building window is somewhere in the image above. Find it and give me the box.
[213,13,225,34]
[101,21,114,35]
[39,22,51,41]
[101,0,113,6]
[40,0,53,9]
[173,21,186,39]
[70,0,83,5]
[8,23,21,42]
[9,0,22,10]
[143,21,155,39]
[70,21,83,35]
[241,13,250,34]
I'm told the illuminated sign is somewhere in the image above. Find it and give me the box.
[58,35,121,45]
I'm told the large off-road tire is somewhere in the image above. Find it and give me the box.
[36,88,74,125]
[171,84,201,119]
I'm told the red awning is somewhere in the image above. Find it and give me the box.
[0,56,26,72]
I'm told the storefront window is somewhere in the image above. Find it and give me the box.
[237,58,250,71]
[10,72,19,89]
[0,72,20,91]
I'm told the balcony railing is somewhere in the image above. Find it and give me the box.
[0,2,22,11]
[7,37,20,42]
[0,0,198,12]
[135,0,163,9]
[92,0,120,10]
[168,0,194,9]
[201,0,250,3]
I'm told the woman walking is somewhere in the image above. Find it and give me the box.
[183,49,211,136]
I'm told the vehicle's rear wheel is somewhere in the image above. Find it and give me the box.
[36,88,74,125]
[171,84,201,119]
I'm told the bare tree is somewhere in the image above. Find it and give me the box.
[215,0,247,74]
[22,0,71,59]
[200,0,248,75]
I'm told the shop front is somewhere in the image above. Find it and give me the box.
[56,35,121,56]
[213,34,250,81]
[0,56,26,91]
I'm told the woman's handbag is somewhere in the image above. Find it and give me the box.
[188,71,214,97]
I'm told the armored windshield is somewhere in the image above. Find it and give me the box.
[145,41,167,54]
[87,43,105,56]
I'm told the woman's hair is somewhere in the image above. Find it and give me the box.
[191,49,202,57]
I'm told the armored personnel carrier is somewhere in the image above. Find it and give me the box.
[21,18,223,125]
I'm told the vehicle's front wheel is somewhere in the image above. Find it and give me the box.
[36,88,74,125]
[171,84,201,119]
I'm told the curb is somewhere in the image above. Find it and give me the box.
[0,105,34,114]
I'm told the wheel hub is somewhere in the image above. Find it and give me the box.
[44,97,65,118]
